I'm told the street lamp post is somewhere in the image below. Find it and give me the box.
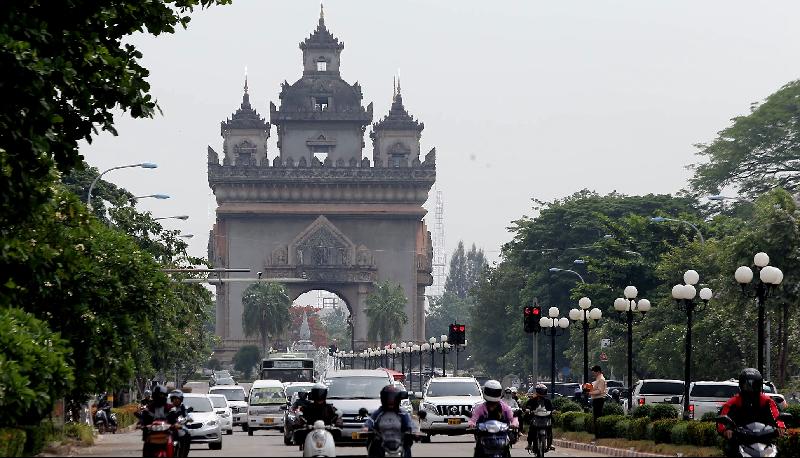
[86,162,158,210]
[569,297,603,384]
[540,307,570,400]
[438,335,452,377]
[672,270,713,419]
[650,216,705,244]
[400,343,407,376]
[735,252,783,374]
[420,343,430,386]
[413,344,422,393]
[131,194,170,201]
[613,286,651,409]
[154,215,189,221]
[428,337,437,379]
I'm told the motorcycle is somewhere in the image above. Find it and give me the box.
[94,406,118,434]
[302,420,338,457]
[142,419,178,458]
[526,407,552,458]
[363,410,417,457]
[474,420,512,458]
[717,413,792,457]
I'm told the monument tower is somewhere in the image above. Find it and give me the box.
[208,9,436,361]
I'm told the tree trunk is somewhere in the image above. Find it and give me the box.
[778,303,789,387]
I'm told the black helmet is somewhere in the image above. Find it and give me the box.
[143,389,152,398]
[298,391,308,400]
[535,383,548,396]
[152,385,168,406]
[380,384,406,411]
[169,390,184,403]
[739,368,763,398]
[309,383,328,402]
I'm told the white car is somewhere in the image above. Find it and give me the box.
[208,393,234,435]
[325,369,395,443]
[632,379,685,415]
[183,393,223,450]
[418,376,483,440]
[285,382,315,402]
[209,385,249,431]
[247,379,287,435]
[688,381,739,420]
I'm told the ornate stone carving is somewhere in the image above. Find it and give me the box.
[271,246,288,265]
[273,156,283,167]
[356,245,374,266]
[336,158,345,167]
[290,216,356,267]
[208,146,219,165]
[298,157,308,167]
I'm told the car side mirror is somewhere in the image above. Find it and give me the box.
[187,407,194,413]
[670,396,680,404]
[280,404,288,411]
[358,408,369,417]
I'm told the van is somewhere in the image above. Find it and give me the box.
[247,379,287,436]
[208,385,248,431]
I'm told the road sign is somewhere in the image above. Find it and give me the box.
[599,352,609,361]
[601,338,611,348]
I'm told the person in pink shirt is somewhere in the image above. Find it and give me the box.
[468,380,520,429]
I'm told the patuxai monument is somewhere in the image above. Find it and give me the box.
[208,9,436,361]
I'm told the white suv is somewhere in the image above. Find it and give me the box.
[632,379,685,415]
[689,381,740,420]
[418,377,483,440]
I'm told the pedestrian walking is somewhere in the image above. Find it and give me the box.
[588,365,607,433]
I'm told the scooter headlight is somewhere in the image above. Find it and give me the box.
[312,430,327,449]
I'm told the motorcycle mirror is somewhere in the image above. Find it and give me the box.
[716,415,734,427]
[187,407,194,413]
[778,412,793,422]
[358,408,369,417]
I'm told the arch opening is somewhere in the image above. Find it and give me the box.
[289,289,353,353]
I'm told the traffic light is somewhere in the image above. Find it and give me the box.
[524,305,542,334]
[449,323,466,345]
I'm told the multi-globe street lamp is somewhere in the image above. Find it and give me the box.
[613,286,651,409]
[399,342,408,376]
[427,337,438,378]
[671,270,713,419]
[436,335,452,377]
[568,297,603,384]
[413,343,422,392]
[86,162,158,210]
[735,252,783,375]
[539,307,570,400]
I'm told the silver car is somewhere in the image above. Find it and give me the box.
[183,393,223,450]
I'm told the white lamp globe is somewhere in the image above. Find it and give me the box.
[735,266,754,284]
[754,252,770,268]
[683,270,700,285]
[400,342,406,348]
[429,337,436,344]
[444,342,451,349]
[539,317,552,328]
[391,343,397,349]
[558,317,570,329]
[412,345,420,352]
[613,298,627,312]
[671,284,685,299]
[683,284,697,299]
[579,297,592,310]
[589,308,602,320]
[637,298,651,312]
[774,268,784,285]
[760,266,778,284]
[421,343,429,351]
[441,334,448,342]
[699,287,713,301]
[548,306,559,318]
[569,309,582,321]
[624,285,638,299]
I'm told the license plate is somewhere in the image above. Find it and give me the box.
[263,418,274,424]
[351,431,361,440]
[447,418,462,425]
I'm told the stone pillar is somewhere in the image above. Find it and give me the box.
[354,283,370,348]
[416,288,426,341]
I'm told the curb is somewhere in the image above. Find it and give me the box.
[552,439,671,457]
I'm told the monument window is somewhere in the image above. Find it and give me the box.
[316,61,327,72]
[313,96,329,111]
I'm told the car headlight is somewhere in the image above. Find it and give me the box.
[207,420,218,426]
[422,402,437,412]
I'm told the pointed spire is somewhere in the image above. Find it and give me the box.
[241,67,251,108]
[393,76,396,99]
[319,2,325,26]
[244,66,249,94]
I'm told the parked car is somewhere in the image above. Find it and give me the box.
[632,379,685,415]
[763,381,789,410]
[214,376,236,386]
[209,370,231,387]
[183,393,223,450]
[247,379,287,435]
[207,393,234,435]
[208,385,248,431]
[324,369,395,443]
[688,381,740,420]
[418,376,483,442]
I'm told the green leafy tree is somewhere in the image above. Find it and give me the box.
[242,283,292,355]
[0,0,229,227]
[233,345,261,379]
[426,292,474,339]
[444,241,488,299]
[689,80,800,198]
[320,306,352,352]
[365,281,408,346]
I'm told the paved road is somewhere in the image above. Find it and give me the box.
[77,428,608,457]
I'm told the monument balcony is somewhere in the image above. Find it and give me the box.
[270,105,372,124]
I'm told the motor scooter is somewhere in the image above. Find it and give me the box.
[362,410,419,457]
[474,420,512,458]
[303,420,338,457]
[142,419,178,458]
[94,406,118,434]
[526,407,552,458]
[717,413,793,457]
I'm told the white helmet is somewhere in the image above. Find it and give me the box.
[483,380,503,402]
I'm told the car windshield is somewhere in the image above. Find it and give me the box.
[327,377,390,399]
[763,385,776,393]
[216,377,235,385]
[286,385,312,397]
[210,388,246,402]
[214,371,230,377]
[640,382,684,395]
[183,396,213,413]
[208,396,228,408]
[425,381,481,397]
[691,384,739,398]
[250,387,286,405]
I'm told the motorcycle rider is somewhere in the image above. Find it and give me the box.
[140,389,152,406]
[469,380,519,455]
[366,384,415,457]
[168,390,191,458]
[95,393,117,430]
[296,383,341,447]
[292,390,311,411]
[523,383,555,452]
[138,385,173,456]
[717,368,785,458]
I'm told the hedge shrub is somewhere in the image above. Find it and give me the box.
[20,424,50,456]
[573,413,587,433]
[561,412,582,431]
[595,415,625,438]
[649,404,679,420]
[783,404,800,428]
[631,404,652,418]
[63,423,94,445]
[614,419,631,439]
[553,397,583,413]
[602,402,624,416]
[777,428,800,457]
[651,418,679,443]
[628,417,650,440]
[552,412,564,429]
[686,420,719,447]
[0,428,26,457]
[670,421,689,445]
[112,404,140,429]
[700,411,719,422]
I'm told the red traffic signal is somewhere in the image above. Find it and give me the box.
[532,307,540,316]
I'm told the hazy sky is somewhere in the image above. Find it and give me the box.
[81,0,800,264]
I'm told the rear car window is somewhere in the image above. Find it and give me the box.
[209,396,228,408]
[640,382,684,395]
[691,384,739,398]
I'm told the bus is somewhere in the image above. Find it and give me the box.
[260,353,315,383]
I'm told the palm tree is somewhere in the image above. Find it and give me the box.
[241,282,292,355]
[365,281,408,346]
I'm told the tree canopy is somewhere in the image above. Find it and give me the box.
[242,283,292,354]
[365,281,408,345]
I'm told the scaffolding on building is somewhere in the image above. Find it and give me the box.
[430,189,446,297]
